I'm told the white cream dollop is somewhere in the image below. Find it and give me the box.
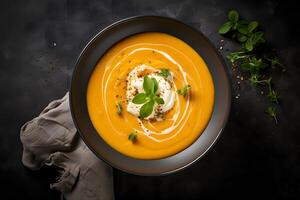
[126,65,176,120]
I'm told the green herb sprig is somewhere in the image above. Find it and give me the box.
[219,10,285,123]
[219,10,265,52]
[218,10,241,34]
[158,68,170,78]
[132,76,164,118]
[177,85,192,98]
[128,132,137,142]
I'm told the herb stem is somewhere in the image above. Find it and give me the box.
[273,115,278,124]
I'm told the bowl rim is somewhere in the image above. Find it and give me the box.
[69,15,232,176]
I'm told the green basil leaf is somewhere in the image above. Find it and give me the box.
[252,31,265,45]
[132,93,148,104]
[155,97,165,104]
[228,10,239,22]
[218,21,233,34]
[238,34,248,42]
[237,25,248,35]
[152,78,159,94]
[244,38,253,51]
[139,100,154,118]
[143,75,154,94]
[248,21,258,32]
[241,63,252,70]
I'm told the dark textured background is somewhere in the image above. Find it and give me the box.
[0,0,299,199]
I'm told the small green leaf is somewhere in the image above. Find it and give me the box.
[116,101,122,115]
[252,31,265,45]
[249,74,260,85]
[266,106,276,117]
[237,25,249,35]
[154,97,165,104]
[218,21,233,34]
[267,90,280,104]
[128,132,137,142]
[265,106,278,124]
[158,68,170,78]
[143,76,154,94]
[244,38,253,51]
[152,78,159,94]
[238,34,248,42]
[241,63,253,70]
[132,93,148,104]
[248,21,258,32]
[228,10,239,22]
[177,85,192,97]
[266,57,286,71]
[139,100,154,118]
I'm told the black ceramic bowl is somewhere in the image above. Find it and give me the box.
[70,16,231,176]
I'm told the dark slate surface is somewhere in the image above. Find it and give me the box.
[0,0,299,199]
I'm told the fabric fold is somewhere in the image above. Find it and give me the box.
[20,92,114,200]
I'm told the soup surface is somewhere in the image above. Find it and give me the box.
[87,32,214,159]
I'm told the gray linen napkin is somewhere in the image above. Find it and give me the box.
[20,92,115,200]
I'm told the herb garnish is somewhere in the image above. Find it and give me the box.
[218,10,265,52]
[218,10,240,34]
[219,10,285,123]
[158,68,170,78]
[177,85,191,98]
[128,132,137,142]
[132,76,164,118]
[116,101,122,115]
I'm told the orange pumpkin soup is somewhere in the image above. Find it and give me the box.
[87,32,214,159]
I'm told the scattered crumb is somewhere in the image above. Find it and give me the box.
[237,81,240,84]
[220,39,224,43]
[261,91,264,94]
[236,75,240,78]
[240,76,244,80]
[235,93,241,99]
[219,46,223,50]
[53,42,57,47]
